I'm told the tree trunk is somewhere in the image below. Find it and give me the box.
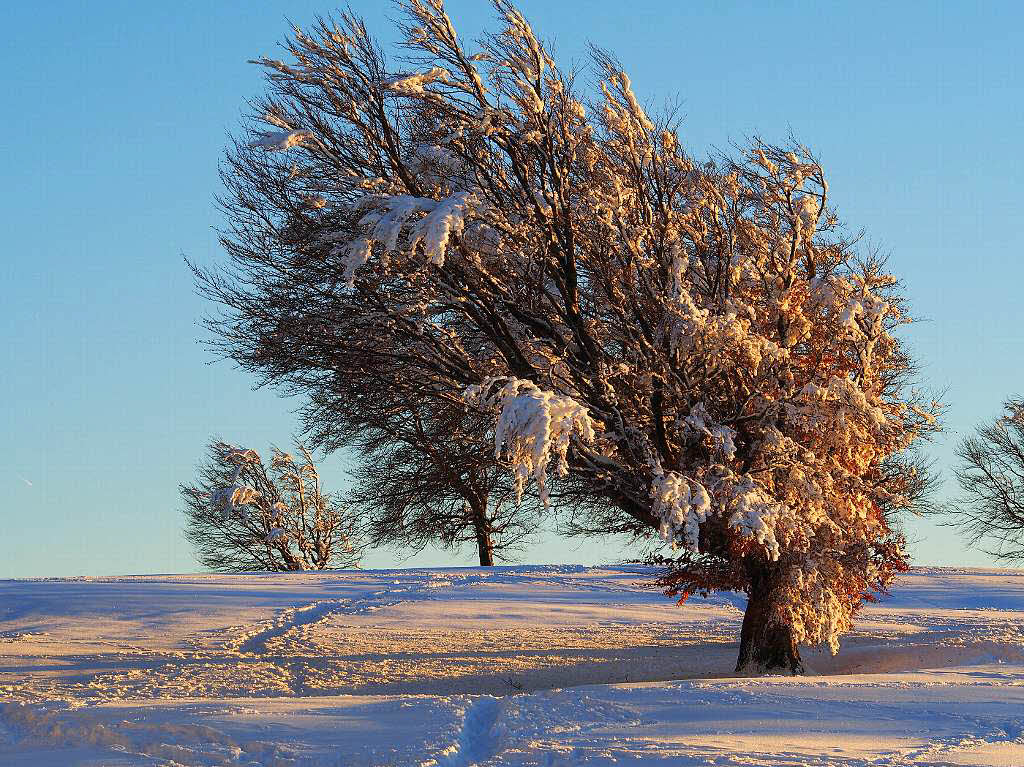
[471,499,494,566]
[476,527,494,566]
[735,565,803,675]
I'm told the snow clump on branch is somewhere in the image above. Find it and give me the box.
[651,470,711,550]
[382,66,450,95]
[466,378,597,507]
[251,129,314,151]
[329,190,484,285]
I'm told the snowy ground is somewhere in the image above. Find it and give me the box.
[1,565,1022,766]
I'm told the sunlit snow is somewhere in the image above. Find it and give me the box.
[1,566,1022,765]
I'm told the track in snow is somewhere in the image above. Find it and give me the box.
[232,571,505,656]
[437,697,504,767]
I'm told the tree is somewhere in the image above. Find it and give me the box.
[211,257,544,567]
[182,440,361,571]
[339,397,541,566]
[199,0,939,672]
[944,399,1024,561]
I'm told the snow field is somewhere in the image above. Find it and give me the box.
[1,565,1022,765]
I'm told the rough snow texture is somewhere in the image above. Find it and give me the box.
[1,566,1023,766]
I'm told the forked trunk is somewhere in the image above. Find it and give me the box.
[735,565,803,675]
[471,499,494,566]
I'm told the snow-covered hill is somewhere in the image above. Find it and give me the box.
[1,566,1022,765]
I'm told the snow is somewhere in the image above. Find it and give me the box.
[383,67,449,95]
[650,470,710,549]
[411,191,477,266]
[1,566,1023,765]
[250,130,313,151]
[353,190,480,270]
[467,379,597,506]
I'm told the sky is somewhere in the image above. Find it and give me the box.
[3,1,1022,578]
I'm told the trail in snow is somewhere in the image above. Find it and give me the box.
[232,570,510,656]
[235,599,353,656]
[436,697,503,767]
[224,570,544,695]
[223,574,470,696]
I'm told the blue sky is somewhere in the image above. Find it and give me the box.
[3,1,1021,577]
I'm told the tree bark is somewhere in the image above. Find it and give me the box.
[735,565,803,675]
[476,528,494,566]
[471,499,494,566]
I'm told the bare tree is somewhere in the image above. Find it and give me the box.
[197,0,939,673]
[944,399,1024,561]
[256,294,546,565]
[344,398,541,565]
[182,440,361,571]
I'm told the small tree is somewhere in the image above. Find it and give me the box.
[339,398,541,566]
[200,0,940,672]
[182,440,361,571]
[945,398,1024,561]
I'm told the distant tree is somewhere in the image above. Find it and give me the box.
[215,265,544,565]
[198,0,940,673]
[182,440,361,571]
[944,399,1024,561]
[341,396,541,565]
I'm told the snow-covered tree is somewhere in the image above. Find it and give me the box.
[944,398,1024,561]
[182,440,361,571]
[200,0,939,672]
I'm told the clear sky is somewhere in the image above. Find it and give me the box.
[3,1,1022,577]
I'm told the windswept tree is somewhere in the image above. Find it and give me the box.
[943,399,1024,561]
[182,440,361,571]
[199,0,939,672]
